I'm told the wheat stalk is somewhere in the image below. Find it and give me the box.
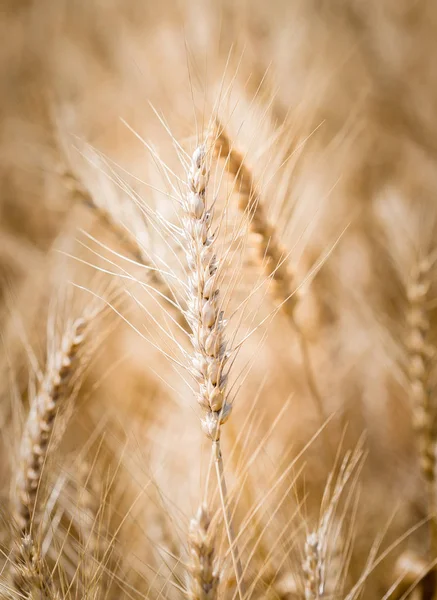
[182,136,244,598]
[213,125,296,319]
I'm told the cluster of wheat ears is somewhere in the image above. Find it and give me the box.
[0,106,434,600]
[2,3,437,598]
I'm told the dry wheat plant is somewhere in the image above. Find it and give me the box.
[2,1,437,599]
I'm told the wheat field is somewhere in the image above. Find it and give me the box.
[1,1,437,599]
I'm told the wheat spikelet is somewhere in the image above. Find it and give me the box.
[186,505,219,600]
[301,445,363,600]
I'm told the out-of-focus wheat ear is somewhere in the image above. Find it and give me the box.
[62,167,146,265]
[406,256,437,555]
[213,123,326,425]
[182,135,244,598]
[302,443,364,600]
[14,315,88,534]
[186,505,220,600]
[213,123,297,319]
[61,166,190,332]
[393,551,431,600]
[302,532,323,600]
[10,315,88,596]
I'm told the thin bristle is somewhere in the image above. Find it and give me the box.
[182,135,244,598]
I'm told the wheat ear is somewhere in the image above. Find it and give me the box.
[10,534,60,600]
[214,126,296,318]
[407,256,437,556]
[11,316,88,596]
[214,124,325,423]
[187,505,220,600]
[302,533,323,600]
[63,167,190,332]
[14,316,88,533]
[182,138,244,598]
[62,168,146,265]
[302,444,364,600]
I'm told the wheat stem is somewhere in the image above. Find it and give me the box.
[213,441,245,600]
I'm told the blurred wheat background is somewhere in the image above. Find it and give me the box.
[1,1,437,599]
